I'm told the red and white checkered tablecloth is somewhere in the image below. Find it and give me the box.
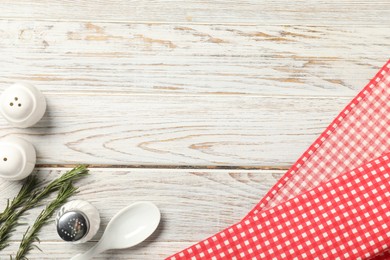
[167,60,390,259]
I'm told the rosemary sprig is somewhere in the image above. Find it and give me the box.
[0,165,89,250]
[14,182,79,260]
[0,175,39,224]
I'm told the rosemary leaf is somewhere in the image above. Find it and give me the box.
[28,165,89,206]
[0,175,39,224]
[14,182,78,260]
[0,176,39,251]
[0,165,89,251]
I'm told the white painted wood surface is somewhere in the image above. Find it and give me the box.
[0,21,388,98]
[1,1,390,26]
[0,95,350,166]
[0,1,388,259]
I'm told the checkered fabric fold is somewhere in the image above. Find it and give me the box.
[167,59,390,259]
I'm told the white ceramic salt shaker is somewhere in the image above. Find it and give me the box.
[0,136,36,181]
[0,83,47,128]
[56,200,100,244]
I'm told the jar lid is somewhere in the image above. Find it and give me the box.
[57,211,90,242]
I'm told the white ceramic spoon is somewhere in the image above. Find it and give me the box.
[70,201,161,260]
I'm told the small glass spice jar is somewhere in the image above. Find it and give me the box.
[56,200,100,244]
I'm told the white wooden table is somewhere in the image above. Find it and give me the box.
[0,1,389,259]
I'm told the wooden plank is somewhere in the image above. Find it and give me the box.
[0,168,282,259]
[2,242,193,259]
[0,20,388,97]
[0,1,389,26]
[0,94,348,166]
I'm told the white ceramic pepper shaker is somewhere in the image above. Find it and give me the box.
[0,83,47,128]
[0,136,36,181]
[56,200,100,244]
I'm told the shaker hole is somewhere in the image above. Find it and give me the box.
[18,104,21,107]
[9,103,13,106]
[14,97,18,101]
[3,158,7,161]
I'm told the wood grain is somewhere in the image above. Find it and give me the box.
[0,1,389,26]
[0,168,282,259]
[0,95,349,166]
[1,242,194,259]
[0,21,388,97]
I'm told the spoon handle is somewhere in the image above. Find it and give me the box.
[70,241,107,260]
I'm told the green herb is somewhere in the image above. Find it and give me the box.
[0,176,39,251]
[14,182,78,260]
[0,165,89,250]
[0,175,38,224]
